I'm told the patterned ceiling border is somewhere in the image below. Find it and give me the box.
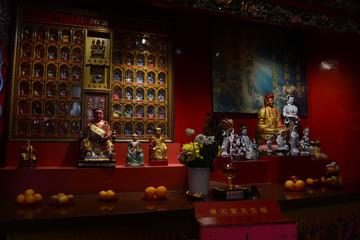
[161,0,360,34]
[323,0,360,14]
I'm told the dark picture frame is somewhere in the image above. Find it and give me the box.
[83,92,110,128]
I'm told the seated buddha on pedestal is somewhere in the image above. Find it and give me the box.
[256,94,287,141]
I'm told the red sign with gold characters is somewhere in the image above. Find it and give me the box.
[22,9,109,27]
[194,200,297,240]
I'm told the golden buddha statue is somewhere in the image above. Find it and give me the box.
[20,140,37,161]
[256,94,287,140]
[149,128,167,160]
[314,140,328,159]
[19,140,37,168]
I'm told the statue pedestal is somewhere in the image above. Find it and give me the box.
[78,158,116,168]
[149,159,168,166]
[18,160,36,169]
[212,185,250,201]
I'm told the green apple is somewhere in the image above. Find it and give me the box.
[58,195,69,203]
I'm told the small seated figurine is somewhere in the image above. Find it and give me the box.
[251,139,258,160]
[276,130,289,155]
[256,94,287,141]
[80,108,115,160]
[126,134,144,166]
[314,140,328,159]
[300,128,315,156]
[230,135,244,161]
[125,91,132,100]
[19,140,37,168]
[124,107,132,117]
[221,119,235,157]
[70,102,80,116]
[239,124,255,160]
[147,92,154,101]
[136,92,143,100]
[113,73,120,81]
[266,136,273,154]
[289,125,300,156]
[149,128,167,161]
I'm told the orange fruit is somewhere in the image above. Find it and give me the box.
[306,178,314,185]
[99,190,107,198]
[34,193,42,202]
[156,186,167,196]
[295,180,305,189]
[145,186,156,196]
[51,195,59,202]
[25,195,36,204]
[321,176,326,182]
[25,189,35,197]
[106,190,115,198]
[16,194,26,204]
[284,180,295,188]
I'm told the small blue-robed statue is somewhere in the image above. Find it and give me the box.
[126,134,145,166]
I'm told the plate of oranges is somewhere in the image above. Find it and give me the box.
[98,190,119,201]
[143,186,167,200]
[49,193,75,205]
[16,189,43,206]
[283,176,306,192]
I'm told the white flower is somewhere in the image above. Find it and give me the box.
[205,136,215,145]
[186,128,195,136]
[195,134,206,144]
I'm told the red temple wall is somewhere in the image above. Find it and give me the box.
[2,3,360,180]
[306,31,360,180]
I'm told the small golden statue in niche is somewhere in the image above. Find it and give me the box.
[90,39,105,59]
[18,140,37,168]
[149,128,168,166]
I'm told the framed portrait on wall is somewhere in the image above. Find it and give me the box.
[83,92,109,127]
[211,20,308,115]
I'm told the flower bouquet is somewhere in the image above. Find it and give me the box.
[177,113,224,171]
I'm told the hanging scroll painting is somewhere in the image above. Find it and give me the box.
[211,20,308,115]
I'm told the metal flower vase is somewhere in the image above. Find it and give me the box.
[187,167,210,195]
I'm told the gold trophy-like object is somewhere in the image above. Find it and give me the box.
[212,163,250,200]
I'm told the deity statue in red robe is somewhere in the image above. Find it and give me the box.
[81,109,115,159]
